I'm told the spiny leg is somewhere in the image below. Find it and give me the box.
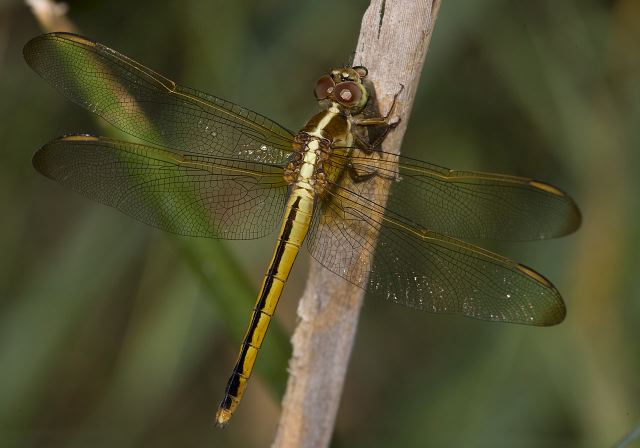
[346,84,404,183]
[351,83,404,152]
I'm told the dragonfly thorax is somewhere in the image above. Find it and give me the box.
[284,133,330,195]
[285,104,354,195]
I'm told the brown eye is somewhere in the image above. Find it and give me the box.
[334,81,361,105]
[314,75,335,100]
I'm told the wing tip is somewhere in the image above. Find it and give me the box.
[569,200,583,232]
[514,263,566,326]
[32,141,50,178]
[557,195,582,237]
[32,134,101,176]
[532,303,566,326]
[532,296,566,326]
[544,304,567,326]
[529,179,582,237]
[24,32,94,69]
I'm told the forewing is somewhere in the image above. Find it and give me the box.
[34,136,288,239]
[331,150,581,241]
[24,33,295,164]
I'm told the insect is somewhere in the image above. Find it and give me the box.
[24,33,581,427]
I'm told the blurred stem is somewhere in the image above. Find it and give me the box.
[24,0,76,32]
[177,238,290,394]
[272,1,441,447]
[614,422,640,448]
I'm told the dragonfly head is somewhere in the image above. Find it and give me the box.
[314,66,369,113]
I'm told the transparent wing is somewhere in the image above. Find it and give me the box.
[24,32,295,164]
[331,149,581,241]
[308,151,569,325]
[34,135,288,239]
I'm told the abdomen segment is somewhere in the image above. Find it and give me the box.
[215,188,314,427]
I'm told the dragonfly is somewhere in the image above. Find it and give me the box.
[24,32,581,427]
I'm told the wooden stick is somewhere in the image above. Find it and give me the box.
[272,1,441,447]
[24,0,77,32]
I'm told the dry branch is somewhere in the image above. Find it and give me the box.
[25,0,77,32]
[272,1,442,447]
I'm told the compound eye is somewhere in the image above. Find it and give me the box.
[353,66,368,78]
[314,75,336,100]
[334,81,362,105]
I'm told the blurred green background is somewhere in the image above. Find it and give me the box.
[1,0,639,447]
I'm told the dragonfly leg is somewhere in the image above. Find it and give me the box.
[347,157,397,184]
[351,83,404,151]
[347,163,379,183]
[352,128,390,153]
[357,82,404,124]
